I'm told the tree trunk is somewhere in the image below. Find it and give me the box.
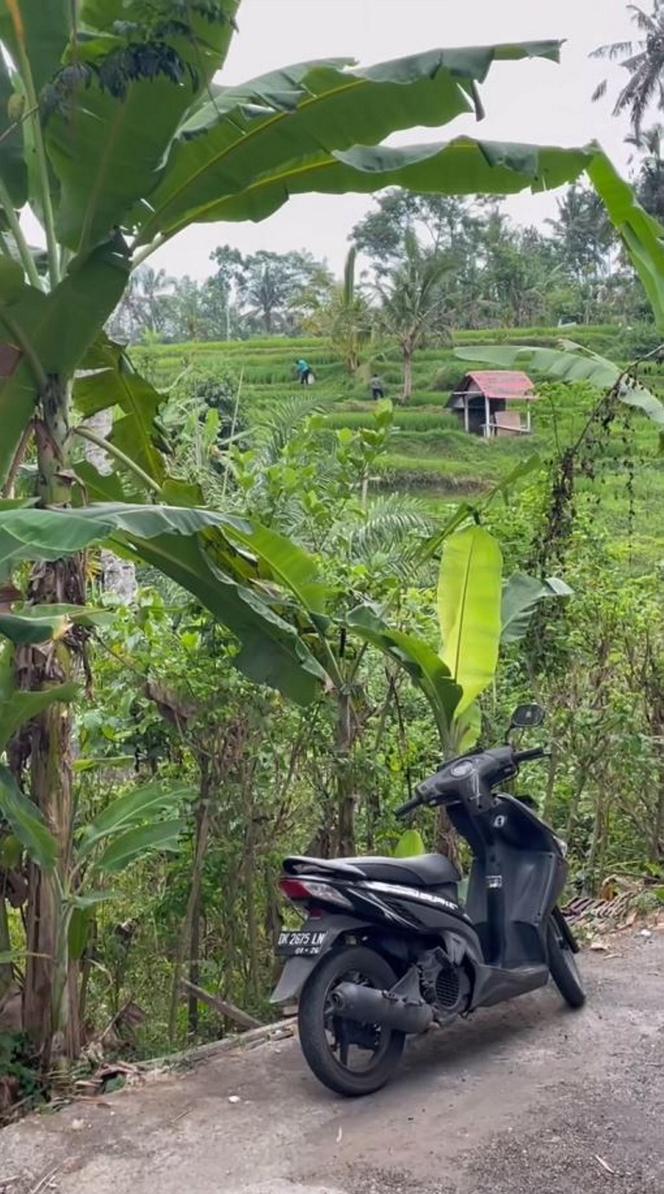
[187,767,214,1037]
[170,760,211,1045]
[565,772,588,842]
[22,554,84,1066]
[653,766,664,863]
[21,377,83,1067]
[402,347,413,403]
[335,690,356,856]
[187,889,202,1037]
[0,893,12,997]
[243,836,259,1006]
[586,783,610,896]
[542,743,560,825]
[649,702,664,862]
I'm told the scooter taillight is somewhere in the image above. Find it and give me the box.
[279,877,312,901]
[278,876,353,909]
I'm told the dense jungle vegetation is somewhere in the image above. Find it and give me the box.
[2,0,664,1114]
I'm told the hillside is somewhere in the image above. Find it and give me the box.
[135,325,664,568]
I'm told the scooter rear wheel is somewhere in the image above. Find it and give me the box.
[298,945,405,1097]
[547,915,586,1008]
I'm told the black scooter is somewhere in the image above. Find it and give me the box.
[272,705,585,1097]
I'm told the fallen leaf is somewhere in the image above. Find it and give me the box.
[590,941,609,952]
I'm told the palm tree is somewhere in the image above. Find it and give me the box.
[545,185,615,281]
[305,249,373,376]
[375,235,452,402]
[592,3,664,136]
[627,122,664,218]
[110,265,175,341]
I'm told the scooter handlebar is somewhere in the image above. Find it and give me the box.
[513,746,549,765]
[395,795,425,820]
[396,745,549,818]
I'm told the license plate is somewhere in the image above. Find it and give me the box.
[277,929,328,957]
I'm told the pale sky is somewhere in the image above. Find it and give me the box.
[29,0,641,279]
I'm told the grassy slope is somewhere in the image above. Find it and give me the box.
[135,327,664,568]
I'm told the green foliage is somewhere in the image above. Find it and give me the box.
[0,604,110,645]
[0,644,77,751]
[501,574,573,644]
[0,763,57,870]
[587,150,664,334]
[348,605,463,746]
[394,829,426,858]
[0,1033,43,1113]
[74,337,169,488]
[77,781,195,859]
[438,525,503,717]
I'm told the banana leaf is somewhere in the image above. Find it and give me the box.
[438,526,503,716]
[0,762,57,870]
[347,604,462,744]
[138,43,563,242]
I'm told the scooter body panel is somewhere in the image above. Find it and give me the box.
[273,722,585,1095]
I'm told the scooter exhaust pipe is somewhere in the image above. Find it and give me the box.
[330,980,434,1034]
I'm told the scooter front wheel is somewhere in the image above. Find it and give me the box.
[547,914,586,1008]
[298,945,405,1097]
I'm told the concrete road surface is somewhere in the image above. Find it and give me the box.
[2,927,663,1194]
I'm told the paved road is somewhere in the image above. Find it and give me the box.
[3,928,663,1194]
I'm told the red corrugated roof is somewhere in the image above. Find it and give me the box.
[464,371,536,401]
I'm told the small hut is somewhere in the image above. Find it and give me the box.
[449,371,537,438]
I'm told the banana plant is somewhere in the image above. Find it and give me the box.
[348,525,572,757]
[0,617,195,1052]
[0,758,193,1058]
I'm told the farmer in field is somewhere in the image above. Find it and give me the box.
[370,373,385,400]
[296,358,313,385]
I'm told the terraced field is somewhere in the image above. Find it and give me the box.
[134,325,664,566]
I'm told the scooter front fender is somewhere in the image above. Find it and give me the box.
[270,914,371,1004]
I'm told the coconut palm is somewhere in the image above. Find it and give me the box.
[545,185,615,280]
[375,235,453,402]
[627,122,664,218]
[305,248,373,376]
[592,3,664,136]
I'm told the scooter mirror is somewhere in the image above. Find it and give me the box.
[509,703,546,730]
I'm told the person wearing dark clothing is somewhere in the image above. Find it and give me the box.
[370,374,384,400]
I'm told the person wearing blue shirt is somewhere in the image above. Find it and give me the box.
[296,358,312,385]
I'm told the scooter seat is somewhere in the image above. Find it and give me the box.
[343,853,460,888]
